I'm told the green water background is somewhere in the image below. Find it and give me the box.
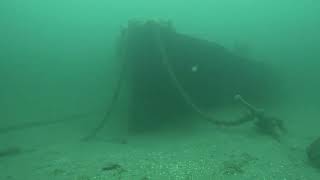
[0,0,319,141]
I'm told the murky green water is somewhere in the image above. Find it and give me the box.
[1,1,319,179]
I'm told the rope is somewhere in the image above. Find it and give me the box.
[82,32,129,141]
[153,28,254,126]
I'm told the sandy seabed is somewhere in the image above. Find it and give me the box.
[0,106,319,180]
